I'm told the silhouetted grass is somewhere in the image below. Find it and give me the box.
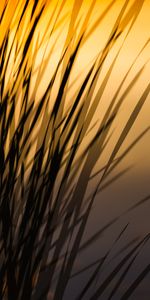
[0,1,150,299]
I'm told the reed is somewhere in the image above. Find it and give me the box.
[0,1,150,299]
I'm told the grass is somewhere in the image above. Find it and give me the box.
[0,0,150,299]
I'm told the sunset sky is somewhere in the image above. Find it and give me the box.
[1,0,150,230]
[1,0,150,216]
[1,1,150,298]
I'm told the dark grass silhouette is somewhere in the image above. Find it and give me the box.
[0,1,150,299]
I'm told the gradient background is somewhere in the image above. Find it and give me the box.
[46,2,150,298]
[1,0,150,299]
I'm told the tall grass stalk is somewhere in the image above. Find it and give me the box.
[0,1,150,299]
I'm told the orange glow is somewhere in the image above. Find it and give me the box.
[1,0,150,176]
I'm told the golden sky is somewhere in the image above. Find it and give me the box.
[1,3,150,298]
[1,0,150,177]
